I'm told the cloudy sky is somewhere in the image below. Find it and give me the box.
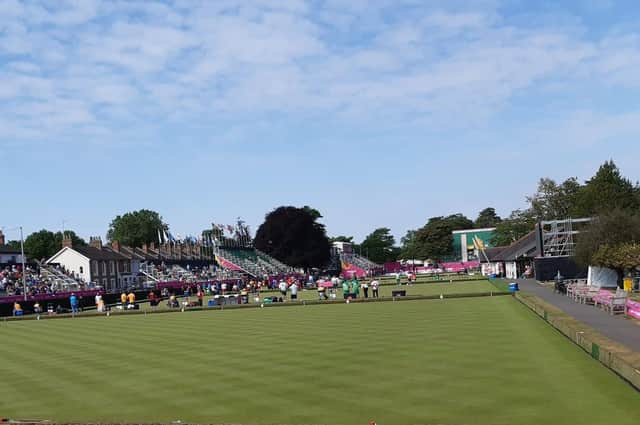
[1,0,639,243]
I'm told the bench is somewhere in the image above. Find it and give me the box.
[595,289,628,315]
[391,290,406,297]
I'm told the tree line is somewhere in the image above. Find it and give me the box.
[6,160,639,274]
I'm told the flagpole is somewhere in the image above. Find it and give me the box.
[20,226,27,302]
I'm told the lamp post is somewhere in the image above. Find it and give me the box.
[20,226,27,302]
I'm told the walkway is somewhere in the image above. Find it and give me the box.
[514,279,640,352]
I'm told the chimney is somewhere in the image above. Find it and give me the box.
[90,236,102,250]
[0,230,5,245]
[62,237,73,249]
[111,240,120,252]
[142,243,148,253]
[150,242,156,251]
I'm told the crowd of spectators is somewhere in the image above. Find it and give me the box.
[0,264,89,298]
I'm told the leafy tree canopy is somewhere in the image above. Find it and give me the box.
[254,206,331,269]
[527,177,581,221]
[490,209,536,247]
[107,209,168,248]
[474,207,502,228]
[573,160,640,217]
[24,229,86,261]
[329,236,354,243]
[359,227,399,264]
[575,209,640,271]
[5,240,22,251]
[404,214,473,261]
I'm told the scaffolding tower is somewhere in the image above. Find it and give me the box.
[537,218,591,258]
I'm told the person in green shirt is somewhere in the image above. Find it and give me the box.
[351,278,360,299]
[342,280,350,300]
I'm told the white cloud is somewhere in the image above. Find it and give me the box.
[0,0,639,144]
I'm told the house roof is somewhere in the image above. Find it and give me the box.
[110,245,154,260]
[489,231,539,262]
[0,245,22,254]
[481,246,506,262]
[74,246,129,261]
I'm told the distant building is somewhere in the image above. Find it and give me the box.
[332,241,353,254]
[451,228,496,262]
[46,237,139,291]
[480,231,539,279]
[0,230,25,264]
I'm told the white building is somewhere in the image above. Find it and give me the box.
[47,237,139,292]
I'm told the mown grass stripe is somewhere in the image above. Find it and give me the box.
[1,297,639,425]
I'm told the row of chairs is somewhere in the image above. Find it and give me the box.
[566,282,628,315]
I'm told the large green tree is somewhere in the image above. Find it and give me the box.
[359,228,399,264]
[573,160,640,217]
[24,230,86,261]
[107,209,168,248]
[406,214,473,261]
[527,177,581,220]
[474,208,502,228]
[254,206,331,269]
[575,209,640,287]
[591,243,640,287]
[491,209,536,246]
[4,240,22,251]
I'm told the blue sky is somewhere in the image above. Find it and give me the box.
[1,0,640,244]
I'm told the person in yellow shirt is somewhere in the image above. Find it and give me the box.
[120,292,127,305]
[127,291,135,306]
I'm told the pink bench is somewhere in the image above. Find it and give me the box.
[626,300,640,320]
[595,290,627,315]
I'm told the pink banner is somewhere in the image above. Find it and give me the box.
[215,255,243,272]
[341,263,367,278]
[1,290,100,304]
[626,300,640,320]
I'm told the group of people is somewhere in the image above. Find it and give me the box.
[1,264,90,298]
[340,278,380,300]
[8,272,391,317]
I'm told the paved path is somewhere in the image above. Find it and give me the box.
[513,279,640,352]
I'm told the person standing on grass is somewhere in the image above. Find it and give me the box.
[318,284,328,300]
[70,293,79,314]
[290,280,298,301]
[148,290,156,308]
[278,280,288,299]
[197,286,204,306]
[127,291,136,308]
[362,280,369,298]
[342,279,350,299]
[395,272,401,286]
[371,279,380,298]
[350,278,359,299]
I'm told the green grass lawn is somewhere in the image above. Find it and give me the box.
[285,279,498,301]
[140,279,499,310]
[1,296,639,424]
